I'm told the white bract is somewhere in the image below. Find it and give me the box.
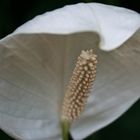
[0,2,140,140]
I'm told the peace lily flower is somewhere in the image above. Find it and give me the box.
[0,2,140,140]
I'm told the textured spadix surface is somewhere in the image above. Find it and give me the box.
[0,2,140,140]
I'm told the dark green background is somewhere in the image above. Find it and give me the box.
[0,0,140,140]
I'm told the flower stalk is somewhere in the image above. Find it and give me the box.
[61,120,70,140]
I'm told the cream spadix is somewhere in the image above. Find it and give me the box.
[62,50,97,122]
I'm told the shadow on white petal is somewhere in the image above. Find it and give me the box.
[71,29,140,140]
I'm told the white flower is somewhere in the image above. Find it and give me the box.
[0,2,140,140]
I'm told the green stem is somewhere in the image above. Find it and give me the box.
[61,120,70,140]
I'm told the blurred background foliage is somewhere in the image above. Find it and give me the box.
[0,0,140,140]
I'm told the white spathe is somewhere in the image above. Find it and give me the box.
[0,2,140,140]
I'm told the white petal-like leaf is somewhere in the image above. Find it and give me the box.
[0,2,140,140]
